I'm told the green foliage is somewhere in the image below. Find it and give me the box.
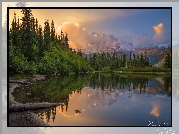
[9,9,94,76]
[164,53,171,68]
[9,43,27,74]
[85,51,151,71]
[12,72,171,104]
[12,74,93,103]
[16,46,94,75]
[117,66,171,72]
[101,66,111,72]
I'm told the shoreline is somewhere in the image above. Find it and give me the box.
[8,75,55,126]
[95,70,171,74]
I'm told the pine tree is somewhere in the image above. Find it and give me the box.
[20,9,34,61]
[129,51,132,67]
[164,53,171,68]
[64,33,69,49]
[44,19,51,51]
[37,25,44,57]
[10,12,18,47]
[122,54,126,67]
[50,20,55,42]
[140,54,145,67]
[144,52,149,67]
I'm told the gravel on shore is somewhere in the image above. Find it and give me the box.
[9,111,50,126]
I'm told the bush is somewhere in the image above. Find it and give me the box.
[9,45,27,74]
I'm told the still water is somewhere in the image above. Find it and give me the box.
[12,73,171,126]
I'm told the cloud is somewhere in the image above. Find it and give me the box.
[128,23,171,48]
[153,23,164,36]
[57,22,122,52]
[56,22,170,51]
[57,21,170,53]
[57,22,89,50]
[150,103,160,117]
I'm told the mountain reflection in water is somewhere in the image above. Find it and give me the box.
[12,73,171,126]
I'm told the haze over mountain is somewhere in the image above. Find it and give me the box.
[57,22,171,54]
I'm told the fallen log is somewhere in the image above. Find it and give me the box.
[9,103,63,112]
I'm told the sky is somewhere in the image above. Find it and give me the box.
[8,8,171,51]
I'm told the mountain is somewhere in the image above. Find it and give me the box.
[90,32,135,53]
[90,32,171,53]
[135,46,171,66]
[87,32,171,66]
[154,58,165,67]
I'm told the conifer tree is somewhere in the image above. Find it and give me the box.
[164,53,171,68]
[44,19,51,51]
[50,20,55,42]
[20,9,34,61]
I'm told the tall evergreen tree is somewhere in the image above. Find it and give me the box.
[50,20,55,42]
[44,19,51,51]
[164,53,171,68]
[20,9,34,61]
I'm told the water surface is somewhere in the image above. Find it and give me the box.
[12,73,171,126]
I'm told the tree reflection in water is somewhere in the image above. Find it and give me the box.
[37,107,57,123]
[12,73,171,123]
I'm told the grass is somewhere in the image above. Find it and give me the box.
[115,66,171,72]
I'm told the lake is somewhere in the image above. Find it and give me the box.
[12,72,171,126]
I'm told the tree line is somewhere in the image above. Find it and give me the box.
[9,9,93,75]
[84,51,150,71]
[84,50,171,71]
[86,73,171,95]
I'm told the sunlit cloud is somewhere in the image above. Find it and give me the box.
[57,22,89,50]
[150,104,160,117]
[88,43,92,47]
[88,94,92,97]
[128,23,170,48]
[74,113,80,117]
[75,22,80,27]
[58,22,120,52]
[153,23,164,36]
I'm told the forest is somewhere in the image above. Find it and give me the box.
[84,47,171,72]
[9,9,94,76]
[9,9,171,77]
